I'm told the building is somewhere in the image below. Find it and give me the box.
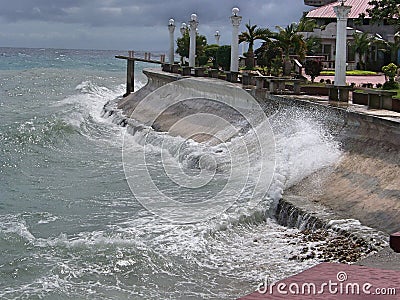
[302,0,398,70]
[304,0,336,7]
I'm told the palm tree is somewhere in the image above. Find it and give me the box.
[305,36,322,56]
[255,40,283,75]
[239,23,271,69]
[296,15,318,32]
[272,23,306,75]
[384,31,400,64]
[349,32,376,70]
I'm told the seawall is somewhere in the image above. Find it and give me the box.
[103,68,399,243]
[263,94,400,234]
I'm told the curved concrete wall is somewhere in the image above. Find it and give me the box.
[267,94,400,234]
[108,68,400,234]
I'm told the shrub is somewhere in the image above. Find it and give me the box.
[382,80,399,90]
[381,63,399,90]
[198,56,209,66]
[271,57,282,76]
[325,79,331,84]
[216,45,231,71]
[305,60,323,83]
[376,83,383,89]
[319,78,325,83]
[382,63,398,81]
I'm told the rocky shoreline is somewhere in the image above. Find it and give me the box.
[286,229,377,264]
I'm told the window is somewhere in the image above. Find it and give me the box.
[347,45,355,61]
[322,44,332,60]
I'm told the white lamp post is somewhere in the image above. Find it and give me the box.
[333,0,351,87]
[168,19,176,64]
[180,22,187,36]
[179,23,187,65]
[230,7,242,73]
[189,13,198,68]
[215,30,221,45]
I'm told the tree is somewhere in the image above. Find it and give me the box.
[239,23,271,69]
[272,23,306,75]
[305,36,322,56]
[216,45,231,71]
[204,44,220,68]
[273,24,306,58]
[297,15,318,32]
[384,32,400,64]
[382,63,399,89]
[176,30,207,66]
[349,32,376,70]
[255,41,283,75]
[305,60,323,83]
[366,0,400,26]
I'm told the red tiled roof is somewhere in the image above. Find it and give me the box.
[306,0,373,19]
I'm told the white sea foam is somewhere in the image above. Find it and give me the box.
[0,215,36,242]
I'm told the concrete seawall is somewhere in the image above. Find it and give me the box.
[103,68,399,239]
[264,95,400,234]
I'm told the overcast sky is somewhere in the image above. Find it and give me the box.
[0,0,313,51]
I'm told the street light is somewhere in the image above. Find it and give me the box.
[168,18,176,64]
[232,7,240,16]
[230,7,242,73]
[215,30,221,45]
[189,13,198,68]
[180,22,187,36]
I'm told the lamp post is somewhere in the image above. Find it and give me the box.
[230,7,242,73]
[180,22,187,36]
[188,13,198,68]
[179,23,187,65]
[168,19,176,64]
[333,0,351,87]
[215,30,221,45]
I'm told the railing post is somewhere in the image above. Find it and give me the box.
[125,56,135,97]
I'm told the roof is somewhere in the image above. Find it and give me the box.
[306,0,373,19]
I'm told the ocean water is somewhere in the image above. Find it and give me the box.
[0,48,342,299]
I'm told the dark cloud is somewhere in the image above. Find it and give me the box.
[0,0,312,49]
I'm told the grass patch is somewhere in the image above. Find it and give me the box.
[301,82,327,87]
[320,70,378,76]
[388,89,400,99]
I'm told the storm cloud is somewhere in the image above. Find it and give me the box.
[0,0,311,50]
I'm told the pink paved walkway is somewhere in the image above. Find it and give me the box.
[307,75,386,87]
[240,263,399,299]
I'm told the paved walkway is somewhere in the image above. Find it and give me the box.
[306,75,386,87]
[240,257,400,299]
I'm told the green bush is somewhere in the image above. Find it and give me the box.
[382,80,399,90]
[305,60,322,83]
[382,63,398,81]
[198,56,209,66]
[216,45,231,71]
[382,63,399,90]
